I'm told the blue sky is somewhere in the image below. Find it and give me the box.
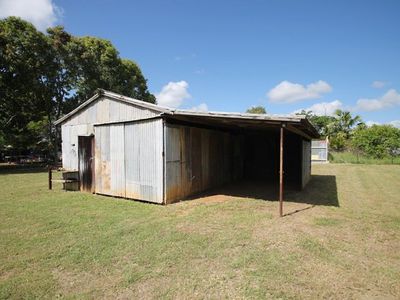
[1,0,400,126]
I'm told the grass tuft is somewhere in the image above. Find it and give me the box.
[298,237,332,260]
[314,217,342,226]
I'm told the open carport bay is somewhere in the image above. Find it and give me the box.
[164,117,311,204]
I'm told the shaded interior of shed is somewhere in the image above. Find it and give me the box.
[243,130,302,185]
[164,116,305,203]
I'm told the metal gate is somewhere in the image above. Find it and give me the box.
[78,136,95,193]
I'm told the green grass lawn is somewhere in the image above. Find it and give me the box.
[1,165,399,299]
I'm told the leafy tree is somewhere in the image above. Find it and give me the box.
[295,109,314,118]
[70,36,122,104]
[326,110,363,151]
[352,125,400,159]
[329,132,348,151]
[69,36,155,108]
[295,109,364,152]
[0,17,156,160]
[295,110,335,137]
[46,26,78,120]
[26,117,53,153]
[120,59,156,103]
[0,17,53,152]
[331,109,362,138]
[0,131,5,149]
[296,109,363,139]
[246,106,267,114]
[309,115,335,137]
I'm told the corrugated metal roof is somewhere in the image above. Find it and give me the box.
[172,109,306,122]
[55,89,319,138]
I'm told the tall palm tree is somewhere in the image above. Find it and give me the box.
[333,109,362,138]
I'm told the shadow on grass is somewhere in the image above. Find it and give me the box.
[286,175,339,207]
[184,175,339,208]
[0,164,48,174]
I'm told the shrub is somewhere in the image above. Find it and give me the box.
[352,125,400,159]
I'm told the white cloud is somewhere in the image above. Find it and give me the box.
[364,120,400,128]
[371,81,387,89]
[365,120,381,127]
[0,0,62,31]
[190,103,208,112]
[293,100,343,116]
[156,81,191,108]
[389,120,400,128]
[355,89,400,111]
[267,80,332,103]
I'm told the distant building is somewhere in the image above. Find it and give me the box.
[311,138,329,163]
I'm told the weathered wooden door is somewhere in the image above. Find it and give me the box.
[78,136,95,193]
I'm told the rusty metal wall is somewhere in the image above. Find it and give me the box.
[302,139,311,188]
[95,118,163,203]
[61,95,159,171]
[165,123,244,203]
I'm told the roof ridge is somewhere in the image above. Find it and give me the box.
[55,90,308,126]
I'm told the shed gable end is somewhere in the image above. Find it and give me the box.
[61,96,160,171]
[63,96,160,126]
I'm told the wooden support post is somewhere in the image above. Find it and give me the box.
[48,167,52,190]
[279,125,284,217]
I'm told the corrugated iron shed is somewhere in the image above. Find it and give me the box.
[56,89,319,213]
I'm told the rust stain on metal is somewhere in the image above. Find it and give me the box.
[125,191,142,200]
[101,161,111,192]
[165,185,184,204]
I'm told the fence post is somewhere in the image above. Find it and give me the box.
[48,167,52,190]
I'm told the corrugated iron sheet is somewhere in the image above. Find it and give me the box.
[64,96,159,126]
[61,125,71,169]
[62,96,159,171]
[95,125,111,195]
[61,124,89,170]
[165,125,181,202]
[95,118,163,203]
[110,124,125,197]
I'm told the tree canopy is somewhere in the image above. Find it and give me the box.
[0,17,155,158]
[297,109,400,158]
[246,106,267,114]
[352,125,400,159]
